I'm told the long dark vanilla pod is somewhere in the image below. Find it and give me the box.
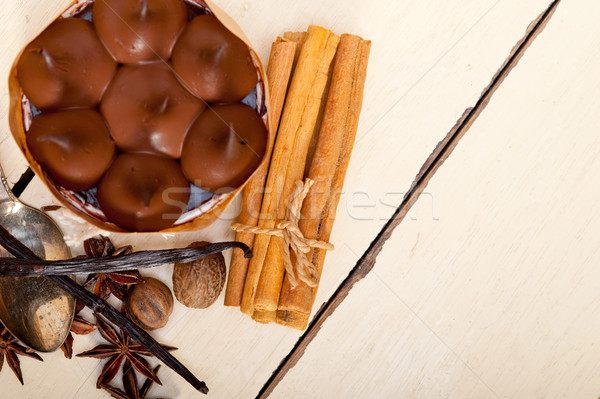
[0,225,209,394]
[0,236,252,277]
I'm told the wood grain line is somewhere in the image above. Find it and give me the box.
[256,1,561,397]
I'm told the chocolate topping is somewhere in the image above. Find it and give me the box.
[97,153,190,231]
[181,104,267,192]
[172,15,258,103]
[15,4,268,231]
[100,62,205,158]
[92,0,187,63]
[26,109,116,191]
[16,18,117,110]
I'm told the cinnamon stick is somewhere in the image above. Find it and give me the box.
[252,27,340,316]
[282,31,323,178]
[277,34,371,330]
[224,38,296,306]
[240,25,340,315]
[251,309,276,324]
[283,32,307,68]
[304,48,335,178]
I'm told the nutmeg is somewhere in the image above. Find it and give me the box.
[172,242,226,309]
[125,277,173,331]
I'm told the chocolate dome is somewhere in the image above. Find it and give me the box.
[100,62,205,158]
[26,109,116,191]
[181,104,267,192]
[172,14,258,103]
[93,0,187,63]
[97,153,190,231]
[16,18,117,110]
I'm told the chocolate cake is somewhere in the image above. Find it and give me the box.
[10,0,268,232]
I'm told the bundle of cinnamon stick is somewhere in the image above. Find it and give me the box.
[224,25,371,330]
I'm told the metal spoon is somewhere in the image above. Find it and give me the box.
[0,168,74,352]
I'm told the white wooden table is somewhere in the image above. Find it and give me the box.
[3,0,600,398]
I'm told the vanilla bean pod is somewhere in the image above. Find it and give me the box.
[0,240,252,277]
[0,225,209,394]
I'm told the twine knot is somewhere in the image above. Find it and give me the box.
[231,179,334,288]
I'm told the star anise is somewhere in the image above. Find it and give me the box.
[0,323,43,384]
[77,315,176,388]
[100,359,162,399]
[61,300,96,359]
[82,236,145,301]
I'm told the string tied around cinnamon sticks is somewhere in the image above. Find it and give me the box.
[231,178,334,288]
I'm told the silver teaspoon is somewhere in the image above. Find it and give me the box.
[0,168,74,352]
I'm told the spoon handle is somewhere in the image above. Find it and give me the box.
[0,164,17,203]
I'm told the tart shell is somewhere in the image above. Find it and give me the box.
[8,0,270,233]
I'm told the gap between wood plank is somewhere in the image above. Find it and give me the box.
[256,1,562,397]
